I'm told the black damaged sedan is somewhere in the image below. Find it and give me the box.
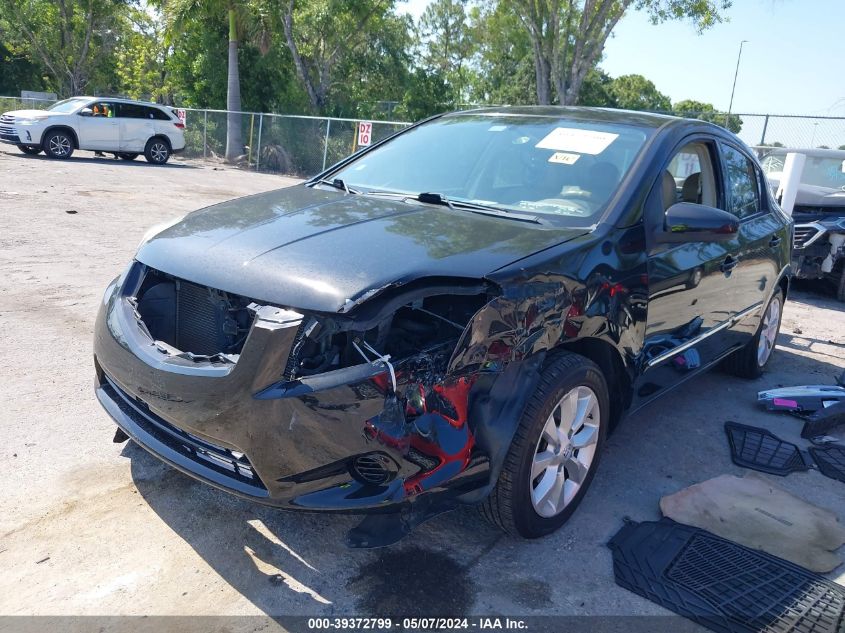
[94,107,792,547]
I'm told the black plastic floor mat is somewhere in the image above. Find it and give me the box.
[810,445,845,484]
[724,421,812,476]
[609,518,845,633]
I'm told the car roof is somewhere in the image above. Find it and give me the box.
[73,96,170,108]
[445,105,685,130]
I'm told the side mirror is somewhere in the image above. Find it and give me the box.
[657,202,739,243]
[79,108,93,117]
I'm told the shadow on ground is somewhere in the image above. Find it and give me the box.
[125,329,845,617]
[1,149,197,168]
[128,446,504,615]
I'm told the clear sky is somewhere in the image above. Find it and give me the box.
[397,0,845,116]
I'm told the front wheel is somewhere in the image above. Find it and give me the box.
[722,288,784,378]
[18,145,42,155]
[144,138,170,164]
[835,264,845,302]
[43,131,74,159]
[480,352,609,538]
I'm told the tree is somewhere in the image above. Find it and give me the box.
[278,0,394,113]
[507,0,730,106]
[0,0,128,96]
[417,0,475,104]
[607,74,670,111]
[113,6,170,102]
[673,98,742,133]
[165,0,262,160]
[467,2,535,105]
[577,68,615,106]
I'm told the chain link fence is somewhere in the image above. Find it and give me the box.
[3,95,845,177]
[179,109,408,176]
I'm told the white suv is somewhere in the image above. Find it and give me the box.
[0,96,186,164]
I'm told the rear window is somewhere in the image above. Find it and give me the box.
[150,107,172,121]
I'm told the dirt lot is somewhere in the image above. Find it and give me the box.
[1,148,844,623]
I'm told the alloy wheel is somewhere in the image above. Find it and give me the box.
[757,296,781,366]
[530,385,600,518]
[49,135,71,157]
[150,142,168,163]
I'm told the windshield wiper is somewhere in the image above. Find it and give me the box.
[417,192,542,224]
[313,178,359,194]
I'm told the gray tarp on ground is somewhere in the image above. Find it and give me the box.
[660,472,845,572]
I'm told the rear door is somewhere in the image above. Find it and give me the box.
[77,101,119,150]
[117,103,154,152]
[633,137,743,407]
[717,142,784,347]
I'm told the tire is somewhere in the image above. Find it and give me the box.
[836,265,845,303]
[722,287,784,379]
[118,153,138,161]
[686,267,703,289]
[480,352,609,538]
[18,145,42,155]
[43,130,74,159]
[144,138,170,164]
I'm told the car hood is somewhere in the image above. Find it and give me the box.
[3,109,51,118]
[767,177,845,209]
[135,185,588,313]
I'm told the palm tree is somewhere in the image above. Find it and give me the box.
[166,0,245,162]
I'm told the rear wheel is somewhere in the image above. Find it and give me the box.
[480,352,609,538]
[836,265,845,303]
[722,288,784,379]
[118,152,138,161]
[18,145,42,155]
[144,138,170,164]
[43,130,74,159]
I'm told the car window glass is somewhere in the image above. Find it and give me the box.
[659,142,717,212]
[90,102,116,118]
[721,144,760,219]
[330,115,650,226]
[149,107,171,121]
[118,103,147,119]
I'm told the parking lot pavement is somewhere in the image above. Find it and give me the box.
[1,148,844,619]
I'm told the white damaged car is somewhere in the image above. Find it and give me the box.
[0,96,186,164]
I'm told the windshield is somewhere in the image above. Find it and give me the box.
[761,153,845,190]
[48,98,89,113]
[329,114,650,225]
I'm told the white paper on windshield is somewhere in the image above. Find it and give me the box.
[536,127,618,155]
[488,124,508,132]
[548,152,580,165]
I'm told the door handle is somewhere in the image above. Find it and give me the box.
[769,236,782,248]
[720,256,739,275]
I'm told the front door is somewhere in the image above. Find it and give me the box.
[78,101,120,151]
[632,138,742,407]
[717,142,782,350]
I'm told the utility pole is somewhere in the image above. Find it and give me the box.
[726,40,748,128]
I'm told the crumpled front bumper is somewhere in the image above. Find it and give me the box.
[93,272,492,513]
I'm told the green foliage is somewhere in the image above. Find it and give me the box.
[0,0,740,131]
[467,3,535,105]
[608,74,672,111]
[672,98,743,133]
[578,69,617,107]
[0,41,45,94]
[395,68,452,120]
[416,0,476,103]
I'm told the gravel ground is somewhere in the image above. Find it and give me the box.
[1,148,844,624]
